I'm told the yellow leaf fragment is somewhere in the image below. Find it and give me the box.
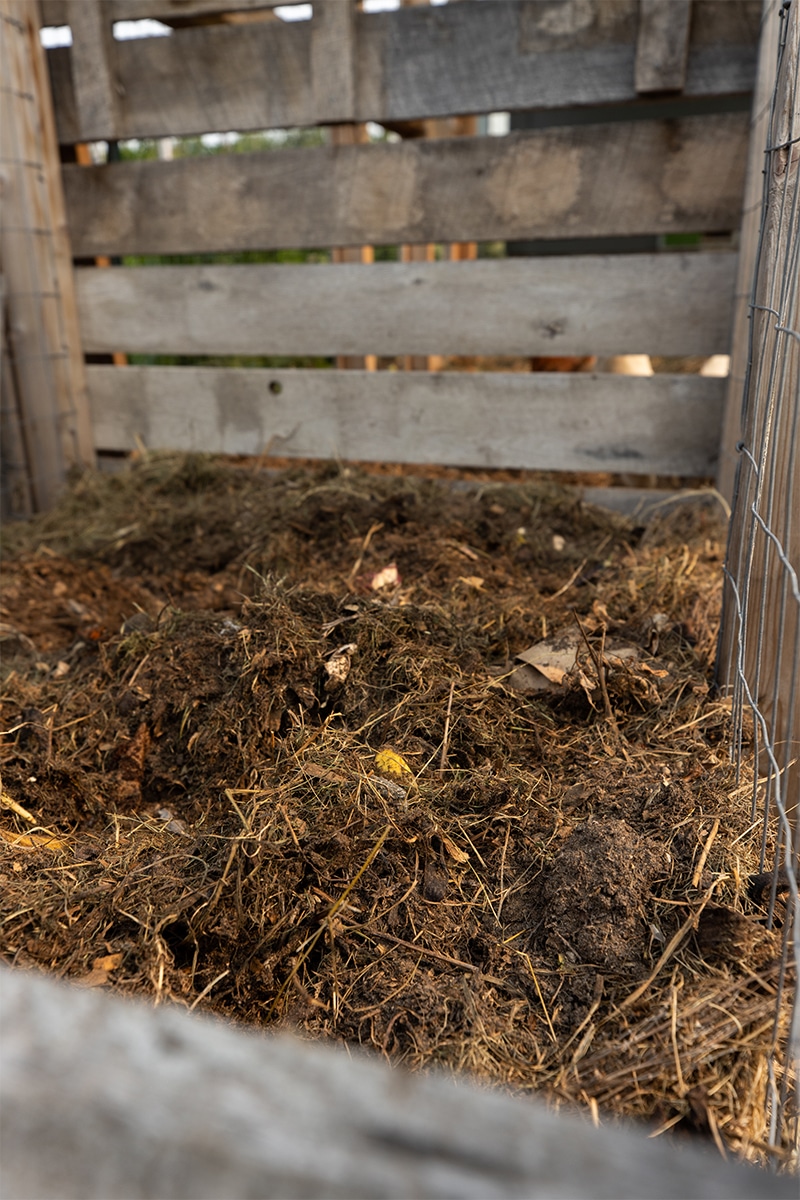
[375,748,413,780]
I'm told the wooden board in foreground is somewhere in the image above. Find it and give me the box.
[62,115,749,258]
[3,968,792,1200]
[75,253,737,359]
[45,1,760,142]
[88,366,726,478]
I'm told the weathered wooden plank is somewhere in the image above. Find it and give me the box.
[0,0,93,511]
[45,1,761,143]
[62,113,749,257]
[1,4,66,511]
[75,253,737,358]
[718,0,784,498]
[4,968,793,1200]
[635,0,692,93]
[310,0,356,125]
[66,0,121,142]
[28,0,96,474]
[0,277,34,520]
[328,121,377,372]
[40,0,302,21]
[87,366,726,477]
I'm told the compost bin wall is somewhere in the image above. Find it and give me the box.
[24,0,765,484]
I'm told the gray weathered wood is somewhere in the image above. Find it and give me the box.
[0,0,93,512]
[311,0,356,124]
[44,1,761,143]
[41,0,304,20]
[62,114,749,257]
[74,253,737,358]
[66,0,121,142]
[0,276,34,520]
[718,0,784,499]
[1,2,65,511]
[1,967,793,1200]
[635,0,693,93]
[87,365,726,477]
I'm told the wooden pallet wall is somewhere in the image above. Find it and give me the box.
[40,0,764,479]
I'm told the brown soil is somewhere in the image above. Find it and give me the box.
[0,455,792,1164]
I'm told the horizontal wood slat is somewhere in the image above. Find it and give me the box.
[88,366,725,477]
[45,0,761,142]
[63,115,749,257]
[41,0,303,19]
[75,253,737,358]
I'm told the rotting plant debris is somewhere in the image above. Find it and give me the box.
[0,455,794,1165]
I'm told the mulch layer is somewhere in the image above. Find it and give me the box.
[0,455,794,1165]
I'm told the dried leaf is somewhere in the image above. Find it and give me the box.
[370,564,400,591]
[324,643,357,691]
[440,834,469,864]
[301,764,348,784]
[0,828,67,851]
[516,633,581,687]
[75,953,123,988]
[488,663,552,694]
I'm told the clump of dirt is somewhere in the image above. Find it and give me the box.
[0,455,792,1165]
[536,819,666,976]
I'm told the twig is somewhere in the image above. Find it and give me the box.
[545,557,588,602]
[0,790,38,825]
[515,950,558,1044]
[692,817,720,888]
[560,974,604,1060]
[497,821,511,919]
[573,612,617,732]
[348,926,477,975]
[268,826,391,1018]
[188,969,230,1012]
[617,880,722,1011]
[347,521,384,585]
[439,681,455,772]
[670,983,686,1095]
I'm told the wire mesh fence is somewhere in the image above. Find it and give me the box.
[718,0,800,1160]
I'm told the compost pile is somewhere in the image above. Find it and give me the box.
[0,456,792,1163]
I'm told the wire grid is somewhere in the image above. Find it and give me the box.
[719,0,800,1160]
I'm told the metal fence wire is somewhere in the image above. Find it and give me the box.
[718,0,800,1161]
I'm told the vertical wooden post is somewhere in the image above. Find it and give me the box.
[74,143,128,368]
[314,0,376,372]
[446,117,479,265]
[311,0,357,125]
[0,276,34,519]
[635,0,692,94]
[330,123,378,373]
[398,0,441,372]
[0,0,94,511]
[717,0,784,500]
[67,0,122,142]
[398,111,478,371]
